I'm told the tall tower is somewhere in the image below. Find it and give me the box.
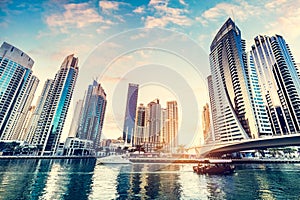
[147,99,161,145]
[251,35,300,135]
[27,79,53,144]
[34,54,79,155]
[77,80,107,149]
[207,75,216,142]
[134,103,146,146]
[0,42,39,140]
[202,103,211,143]
[209,18,271,142]
[123,83,139,145]
[68,99,84,138]
[161,108,167,144]
[166,101,178,151]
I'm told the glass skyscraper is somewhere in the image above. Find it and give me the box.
[251,35,300,135]
[123,83,139,145]
[33,54,79,155]
[76,80,107,149]
[0,42,39,140]
[209,18,271,142]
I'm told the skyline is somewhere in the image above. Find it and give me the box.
[1,0,300,145]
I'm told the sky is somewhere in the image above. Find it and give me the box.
[1,0,300,146]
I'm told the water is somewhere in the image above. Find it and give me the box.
[0,159,300,199]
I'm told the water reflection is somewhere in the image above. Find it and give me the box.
[0,159,96,200]
[0,161,300,199]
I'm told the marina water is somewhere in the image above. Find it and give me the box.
[0,159,300,199]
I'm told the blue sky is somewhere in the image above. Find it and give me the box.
[1,0,300,145]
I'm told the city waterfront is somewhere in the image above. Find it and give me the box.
[0,159,300,199]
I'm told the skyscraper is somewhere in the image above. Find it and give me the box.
[202,103,211,143]
[123,83,139,145]
[33,54,79,155]
[134,103,146,146]
[27,79,53,144]
[0,42,39,140]
[77,80,107,149]
[68,99,84,138]
[251,35,300,135]
[147,99,161,145]
[161,108,167,144]
[166,101,178,150]
[209,18,271,142]
[207,75,217,142]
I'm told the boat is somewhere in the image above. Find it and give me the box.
[193,159,235,175]
[97,154,132,164]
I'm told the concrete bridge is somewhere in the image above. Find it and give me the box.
[192,133,300,157]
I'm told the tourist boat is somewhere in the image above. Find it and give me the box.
[97,154,132,164]
[193,159,235,175]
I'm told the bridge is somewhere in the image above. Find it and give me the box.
[192,133,300,157]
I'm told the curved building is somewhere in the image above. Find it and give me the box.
[209,18,271,142]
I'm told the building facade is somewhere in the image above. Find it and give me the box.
[134,103,146,146]
[26,79,53,144]
[202,103,211,143]
[0,42,39,140]
[147,99,161,145]
[209,18,271,142]
[68,100,84,138]
[207,75,217,142]
[251,35,300,135]
[33,54,79,155]
[123,83,139,145]
[76,80,107,149]
[166,101,178,151]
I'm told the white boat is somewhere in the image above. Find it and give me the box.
[97,154,132,164]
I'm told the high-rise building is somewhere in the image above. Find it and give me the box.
[207,75,216,142]
[76,80,107,149]
[209,18,271,142]
[14,75,39,140]
[18,105,36,141]
[27,79,53,144]
[166,101,178,150]
[123,83,139,145]
[0,42,39,140]
[251,35,300,135]
[33,54,78,155]
[202,103,211,143]
[147,99,161,145]
[161,108,167,144]
[68,99,84,138]
[134,103,146,146]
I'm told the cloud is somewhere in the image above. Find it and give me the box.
[179,0,187,6]
[45,2,113,33]
[99,1,123,10]
[197,1,261,26]
[265,0,300,40]
[96,25,111,34]
[144,0,192,28]
[133,6,144,14]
